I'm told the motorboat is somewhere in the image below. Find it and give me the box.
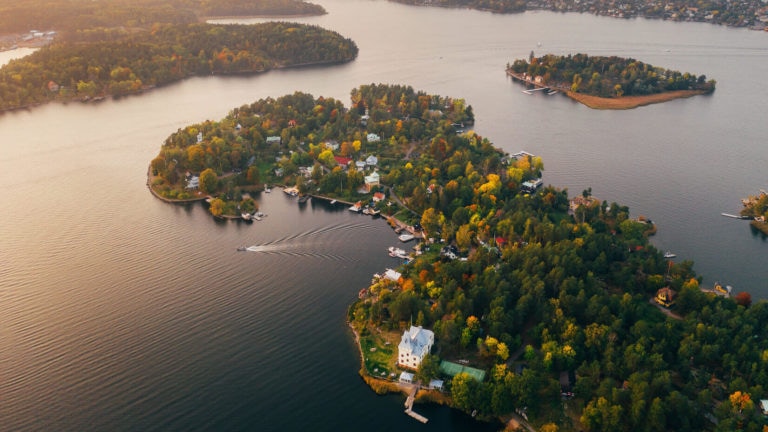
[663,251,676,259]
[398,233,415,242]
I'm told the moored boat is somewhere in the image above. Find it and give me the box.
[398,233,415,242]
[663,251,676,259]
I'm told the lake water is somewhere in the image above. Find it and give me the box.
[1,0,767,430]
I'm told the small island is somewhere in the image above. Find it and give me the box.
[740,189,768,235]
[507,53,715,109]
[151,84,768,431]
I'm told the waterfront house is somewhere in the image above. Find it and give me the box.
[364,171,380,192]
[383,268,401,282]
[655,287,677,307]
[428,379,444,391]
[398,326,435,370]
[521,178,543,193]
[399,371,414,384]
[569,195,598,213]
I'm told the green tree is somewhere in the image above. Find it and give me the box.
[199,168,218,194]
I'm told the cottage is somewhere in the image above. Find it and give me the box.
[655,287,677,307]
[760,399,768,416]
[325,140,340,151]
[365,155,378,167]
[569,195,598,213]
[355,160,366,171]
[186,175,199,190]
[372,192,386,202]
[428,379,444,391]
[334,156,352,168]
[366,133,381,142]
[521,178,543,193]
[266,136,281,145]
[399,371,414,384]
[398,326,435,370]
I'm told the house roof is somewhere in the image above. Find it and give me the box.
[398,326,434,359]
[334,156,352,165]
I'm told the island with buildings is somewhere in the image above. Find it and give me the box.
[740,189,768,236]
[506,53,716,109]
[151,83,768,430]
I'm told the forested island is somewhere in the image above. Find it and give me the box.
[388,0,768,31]
[740,190,768,236]
[507,53,715,109]
[0,22,357,111]
[150,84,768,431]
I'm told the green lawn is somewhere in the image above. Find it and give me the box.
[359,330,398,379]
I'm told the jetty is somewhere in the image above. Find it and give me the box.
[404,386,428,423]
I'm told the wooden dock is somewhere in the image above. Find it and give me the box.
[403,386,428,423]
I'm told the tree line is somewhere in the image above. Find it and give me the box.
[0,0,325,35]
[508,53,716,98]
[0,22,357,111]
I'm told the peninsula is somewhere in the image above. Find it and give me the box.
[507,53,716,109]
[0,22,357,111]
[150,84,767,431]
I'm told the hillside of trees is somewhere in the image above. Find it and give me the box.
[151,84,767,431]
[0,0,325,36]
[507,53,716,98]
[0,22,357,111]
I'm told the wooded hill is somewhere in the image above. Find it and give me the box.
[0,22,358,111]
[508,53,716,98]
[151,84,767,431]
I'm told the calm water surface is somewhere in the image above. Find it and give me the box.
[1,0,767,430]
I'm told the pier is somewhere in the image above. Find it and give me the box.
[403,385,428,423]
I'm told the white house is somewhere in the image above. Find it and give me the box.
[365,155,378,167]
[398,326,434,370]
[186,175,199,190]
[366,133,381,142]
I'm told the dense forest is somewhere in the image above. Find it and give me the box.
[0,0,325,35]
[507,53,716,98]
[152,84,768,431]
[0,22,357,111]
